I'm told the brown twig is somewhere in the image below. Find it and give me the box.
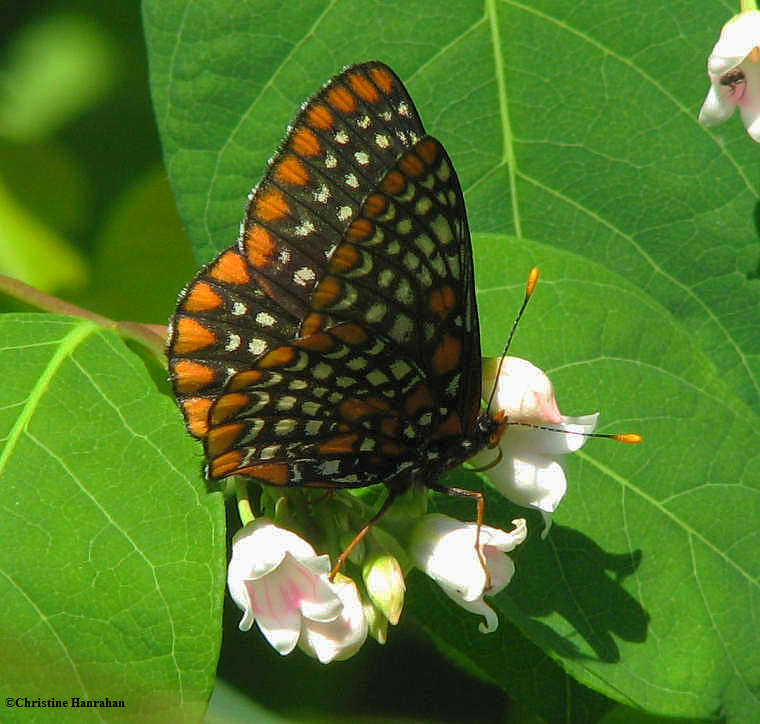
[0,274,167,359]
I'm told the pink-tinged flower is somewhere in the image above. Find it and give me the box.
[476,356,598,536]
[297,574,368,663]
[227,518,367,661]
[409,514,527,633]
[698,10,760,141]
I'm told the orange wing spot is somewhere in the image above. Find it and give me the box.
[366,396,391,411]
[318,433,359,454]
[327,85,356,114]
[380,170,405,195]
[370,66,395,94]
[404,383,433,416]
[228,369,264,391]
[330,322,368,345]
[210,450,244,478]
[416,139,438,164]
[295,332,334,352]
[348,71,380,103]
[173,360,216,394]
[311,276,342,309]
[291,127,321,156]
[301,312,325,336]
[173,317,217,354]
[329,243,360,273]
[275,155,310,187]
[399,152,424,178]
[347,218,373,242]
[339,398,377,422]
[307,103,334,130]
[382,442,404,456]
[432,333,462,375]
[209,250,251,285]
[237,462,290,486]
[256,188,290,222]
[183,281,223,312]
[428,286,456,319]
[258,345,296,369]
[245,225,277,269]
[381,417,400,437]
[211,392,250,425]
[181,397,212,438]
[207,423,244,457]
[434,411,463,439]
[364,193,387,218]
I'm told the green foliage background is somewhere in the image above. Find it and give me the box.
[0,0,758,722]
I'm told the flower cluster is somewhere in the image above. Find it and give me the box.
[699,8,760,141]
[226,356,600,660]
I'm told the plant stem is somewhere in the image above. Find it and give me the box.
[236,478,255,526]
[0,274,167,359]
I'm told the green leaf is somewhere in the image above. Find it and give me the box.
[143,0,760,720]
[0,315,225,722]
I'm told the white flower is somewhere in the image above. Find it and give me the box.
[409,514,527,634]
[476,356,598,536]
[227,518,367,662]
[297,574,368,663]
[698,10,760,141]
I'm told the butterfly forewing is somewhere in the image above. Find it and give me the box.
[168,61,485,491]
[238,62,426,321]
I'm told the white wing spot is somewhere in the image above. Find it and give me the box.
[305,420,323,435]
[325,153,337,169]
[367,369,389,386]
[313,362,332,380]
[295,220,315,237]
[293,266,316,286]
[354,151,370,165]
[275,418,297,435]
[231,302,247,316]
[358,115,371,128]
[375,133,390,149]
[335,130,349,144]
[345,173,359,188]
[415,197,432,216]
[319,460,341,475]
[397,102,410,117]
[314,184,330,203]
[337,206,352,221]
[256,312,276,327]
[225,333,241,351]
[248,338,267,355]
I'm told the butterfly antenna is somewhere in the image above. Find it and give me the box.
[511,420,643,444]
[485,267,540,415]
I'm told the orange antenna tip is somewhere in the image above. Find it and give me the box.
[526,267,540,298]
[614,433,643,444]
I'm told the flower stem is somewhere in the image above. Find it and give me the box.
[741,0,758,12]
[236,478,255,526]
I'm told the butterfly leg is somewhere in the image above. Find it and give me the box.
[328,487,401,581]
[427,484,491,592]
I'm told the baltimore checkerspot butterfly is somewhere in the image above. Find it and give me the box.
[167,61,512,573]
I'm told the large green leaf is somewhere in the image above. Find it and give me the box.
[0,315,225,722]
[142,0,760,720]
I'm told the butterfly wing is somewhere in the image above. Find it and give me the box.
[168,61,424,438]
[168,62,482,487]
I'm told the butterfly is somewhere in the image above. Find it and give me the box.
[167,61,504,570]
